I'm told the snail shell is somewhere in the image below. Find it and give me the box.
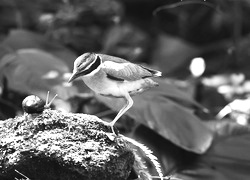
[22,95,45,114]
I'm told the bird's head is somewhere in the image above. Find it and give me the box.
[68,52,102,83]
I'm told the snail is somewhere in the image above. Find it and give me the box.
[22,91,58,114]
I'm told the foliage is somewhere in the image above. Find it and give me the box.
[175,121,250,180]
[96,79,213,154]
[1,0,250,179]
[122,135,163,180]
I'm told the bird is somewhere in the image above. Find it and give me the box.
[68,52,162,135]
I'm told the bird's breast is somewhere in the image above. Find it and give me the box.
[81,70,121,96]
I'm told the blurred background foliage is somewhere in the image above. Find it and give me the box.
[1,0,250,179]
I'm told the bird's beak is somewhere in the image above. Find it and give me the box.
[68,71,79,83]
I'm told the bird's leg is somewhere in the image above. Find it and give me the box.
[109,94,133,135]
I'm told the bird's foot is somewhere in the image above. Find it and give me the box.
[110,125,117,136]
[105,122,118,141]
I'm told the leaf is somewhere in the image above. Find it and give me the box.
[150,34,201,75]
[122,135,163,180]
[1,29,77,69]
[102,23,150,62]
[152,79,207,111]
[0,48,78,111]
[96,80,213,153]
[153,1,219,16]
[176,121,250,180]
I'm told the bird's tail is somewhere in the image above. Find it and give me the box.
[129,78,159,95]
[152,70,162,77]
[142,66,162,77]
[142,78,159,89]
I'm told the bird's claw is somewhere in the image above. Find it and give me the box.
[106,133,116,141]
[110,125,117,135]
[105,124,118,141]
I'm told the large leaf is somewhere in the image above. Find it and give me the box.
[1,29,77,69]
[150,34,201,75]
[96,79,214,153]
[175,121,250,180]
[102,23,150,62]
[152,79,207,111]
[0,48,78,112]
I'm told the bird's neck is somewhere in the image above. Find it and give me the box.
[83,64,103,77]
[81,68,108,94]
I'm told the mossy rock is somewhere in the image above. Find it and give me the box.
[0,109,135,180]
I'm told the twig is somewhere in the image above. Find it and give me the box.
[15,169,30,180]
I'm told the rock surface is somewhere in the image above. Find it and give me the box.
[0,109,135,180]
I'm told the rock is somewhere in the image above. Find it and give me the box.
[0,109,135,180]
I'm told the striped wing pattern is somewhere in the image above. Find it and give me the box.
[100,54,154,81]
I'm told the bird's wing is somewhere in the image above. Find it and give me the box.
[101,60,154,81]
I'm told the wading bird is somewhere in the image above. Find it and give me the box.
[68,53,161,135]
